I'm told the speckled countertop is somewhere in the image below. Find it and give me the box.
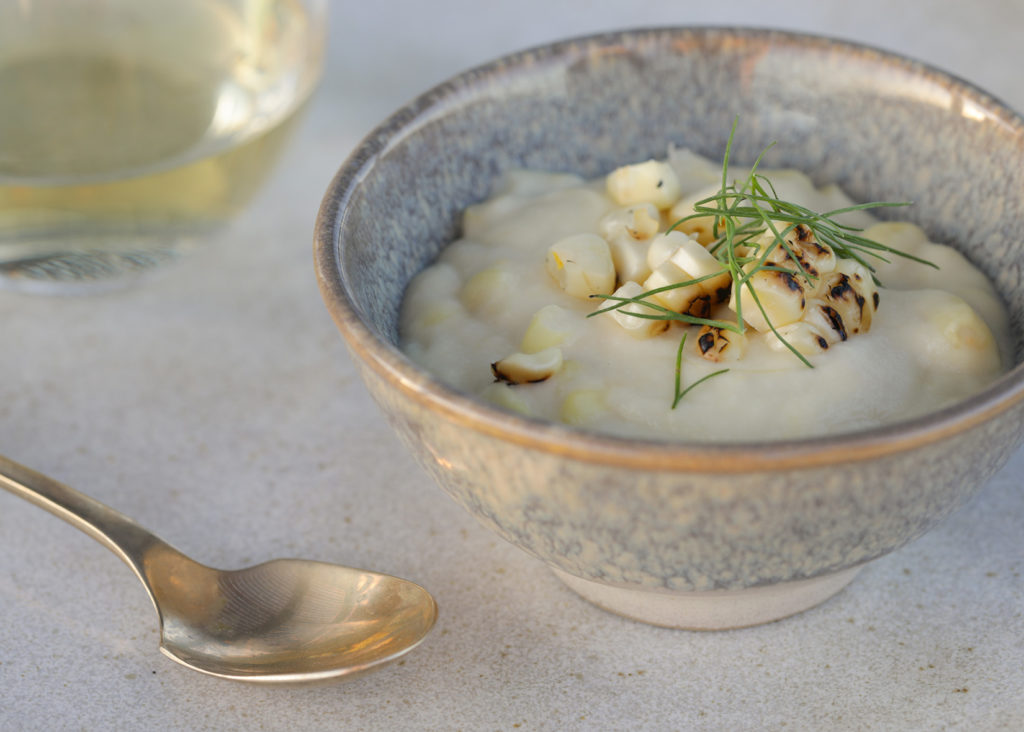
[2,2,1022,730]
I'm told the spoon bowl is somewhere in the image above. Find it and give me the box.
[0,455,437,683]
[153,555,438,682]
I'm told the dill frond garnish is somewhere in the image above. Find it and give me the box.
[671,333,729,408]
[589,117,934,402]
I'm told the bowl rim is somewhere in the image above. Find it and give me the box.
[314,25,1024,473]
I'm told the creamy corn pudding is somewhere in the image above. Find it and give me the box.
[399,147,1009,442]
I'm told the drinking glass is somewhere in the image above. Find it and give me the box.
[0,0,327,293]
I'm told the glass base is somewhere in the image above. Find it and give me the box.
[0,232,203,295]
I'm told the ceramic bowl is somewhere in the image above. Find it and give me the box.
[314,27,1024,629]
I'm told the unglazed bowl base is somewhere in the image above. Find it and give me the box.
[552,566,862,630]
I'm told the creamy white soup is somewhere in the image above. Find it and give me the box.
[399,148,1010,442]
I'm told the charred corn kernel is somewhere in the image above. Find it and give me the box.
[751,224,837,292]
[491,347,564,384]
[545,233,616,299]
[609,237,652,284]
[600,203,661,242]
[646,230,687,270]
[668,184,721,245]
[729,267,807,332]
[600,204,662,283]
[644,261,711,317]
[460,263,516,315]
[767,320,832,355]
[642,230,731,317]
[667,236,732,303]
[766,257,879,354]
[820,258,877,335]
[560,389,608,426]
[606,159,682,210]
[604,280,671,338]
[696,325,747,362]
[728,226,836,332]
[481,382,533,415]
[802,298,849,345]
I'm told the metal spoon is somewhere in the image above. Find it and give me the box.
[0,455,438,683]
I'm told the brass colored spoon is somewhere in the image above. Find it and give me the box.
[0,455,437,683]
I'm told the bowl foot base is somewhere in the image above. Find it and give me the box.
[552,566,861,629]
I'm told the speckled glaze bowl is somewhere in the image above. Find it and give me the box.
[315,28,1024,629]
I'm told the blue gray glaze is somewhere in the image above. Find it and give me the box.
[316,28,1024,592]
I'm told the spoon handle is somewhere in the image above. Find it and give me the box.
[0,454,169,574]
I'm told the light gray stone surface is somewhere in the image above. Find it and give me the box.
[1,2,1021,730]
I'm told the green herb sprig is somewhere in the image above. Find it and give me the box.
[672,333,729,409]
[590,117,935,399]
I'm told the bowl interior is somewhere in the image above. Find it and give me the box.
[324,27,1024,391]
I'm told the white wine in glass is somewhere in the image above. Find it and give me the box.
[0,0,326,293]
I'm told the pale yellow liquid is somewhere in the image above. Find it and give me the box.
[0,0,321,290]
